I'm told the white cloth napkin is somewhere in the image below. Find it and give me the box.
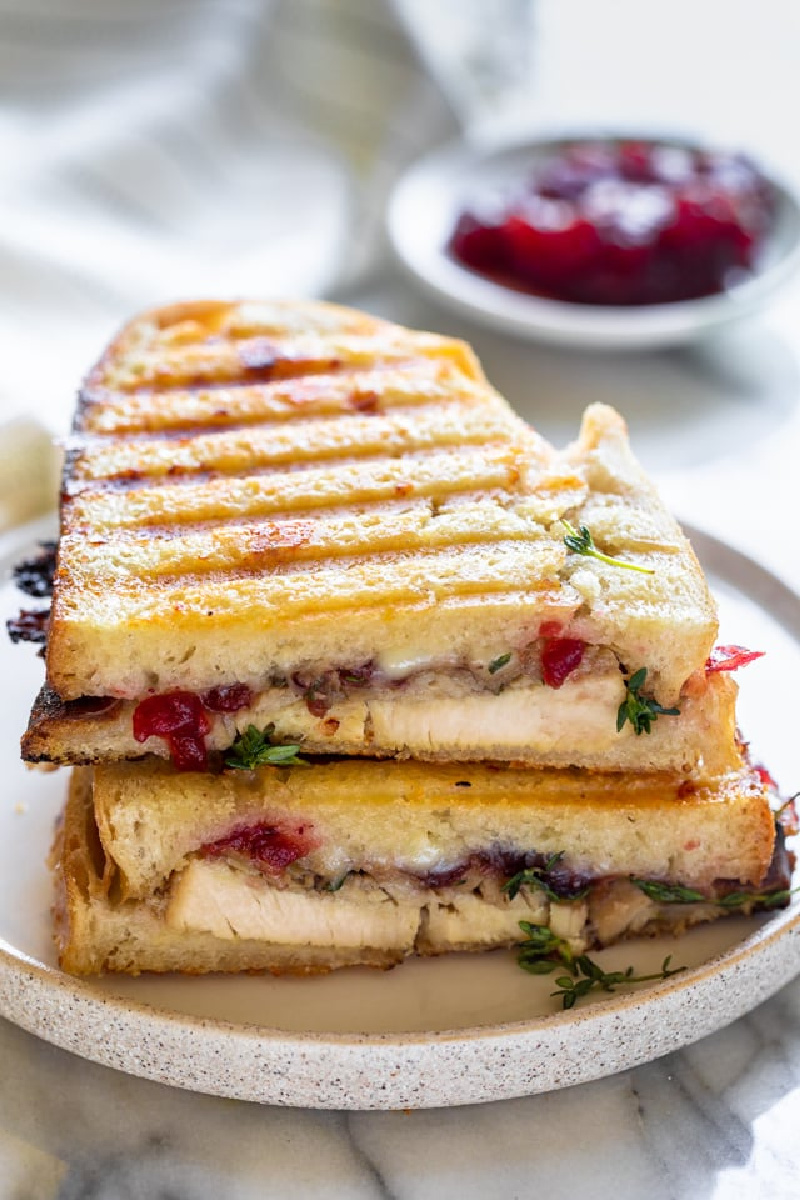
[0,0,480,526]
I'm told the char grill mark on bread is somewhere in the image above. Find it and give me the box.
[53,761,784,976]
[38,301,716,745]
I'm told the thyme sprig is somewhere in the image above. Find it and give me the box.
[562,519,655,575]
[504,853,589,902]
[488,653,511,675]
[632,878,798,911]
[631,880,706,904]
[617,667,680,735]
[517,921,684,1010]
[224,723,307,770]
[717,887,797,911]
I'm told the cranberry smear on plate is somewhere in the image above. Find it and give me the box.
[449,140,775,306]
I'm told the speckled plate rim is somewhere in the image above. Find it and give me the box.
[387,132,800,349]
[0,902,798,1109]
[0,520,798,1110]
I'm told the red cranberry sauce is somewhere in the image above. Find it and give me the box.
[202,683,253,712]
[132,685,252,770]
[292,662,376,718]
[419,847,592,900]
[202,820,316,874]
[133,691,212,771]
[418,836,791,909]
[705,644,765,674]
[538,620,563,638]
[541,638,586,688]
[450,140,775,306]
[752,763,778,791]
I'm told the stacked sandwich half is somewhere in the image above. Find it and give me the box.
[15,300,792,977]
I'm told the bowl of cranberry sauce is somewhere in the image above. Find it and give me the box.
[388,134,800,348]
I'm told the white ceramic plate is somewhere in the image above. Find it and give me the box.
[387,134,800,349]
[0,517,798,1109]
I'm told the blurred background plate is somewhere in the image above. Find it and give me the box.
[388,134,800,349]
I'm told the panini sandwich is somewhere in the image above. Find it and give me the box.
[54,758,789,975]
[9,298,789,986]
[23,299,738,775]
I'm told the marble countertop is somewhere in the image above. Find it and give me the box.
[1,968,799,1199]
[3,273,800,1197]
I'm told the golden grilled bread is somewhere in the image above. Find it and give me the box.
[53,759,784,976]
[25,299,729,772]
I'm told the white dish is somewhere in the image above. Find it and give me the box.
[0,517,798,1109]
[387,134,800,349]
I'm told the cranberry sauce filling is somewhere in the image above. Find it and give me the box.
[292,663,376,718]
[132,686,252,769]
[194,822,792,909]
[133,691,211,771]
[202,820,316,874]
[202,683,253,712]
[753,763,778,791]
[419,847,592,900]
[705,644,765,674]
[450,140,775,306]
[541,638,586,689]
[13,541,57,598]
[132,634,596,767]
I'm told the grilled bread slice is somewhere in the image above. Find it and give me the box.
[52,758,786,976]
[30,299,723,769]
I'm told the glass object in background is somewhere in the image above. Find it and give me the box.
[0,421,60,533]
[392,0,538,138]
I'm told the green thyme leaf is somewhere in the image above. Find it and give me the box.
[617,667,680,736]
[519,958,559,976]
[562,519,655,575]
[326,873,352,893]
[504,853,589,902]
[224,724,307,770]
[633,878,798,912]
[515,922,684,1010]
[717,887,796,911]
[631,879,707,905]
[488,653,512,675]
[551,952,682,1009]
